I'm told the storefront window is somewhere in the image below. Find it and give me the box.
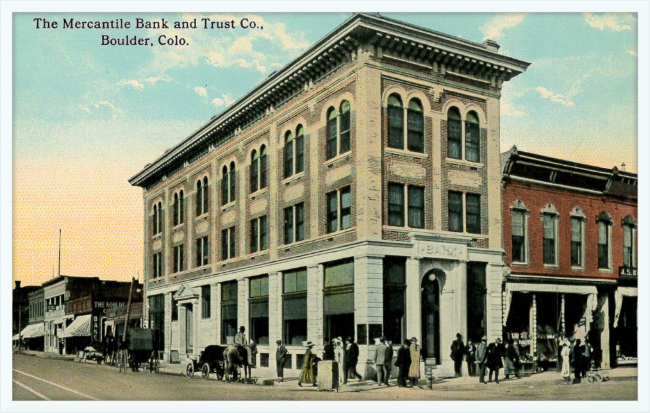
[283,268,307,346]
[324,259,355,341]
[383,256,405,344]
[250,276,269,346]
[221,281,238,345]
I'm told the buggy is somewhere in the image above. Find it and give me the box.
[185,345,227,381]
[117,328,160,374]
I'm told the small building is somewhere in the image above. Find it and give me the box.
[12,281,40,341]
[501,147,637,370]
[104,301,144,339]
[14,283,44,350]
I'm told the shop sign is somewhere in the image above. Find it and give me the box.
[92,315,99,342]
[94,301,126,309]
[619,266,637,279]
[415,242,466,260]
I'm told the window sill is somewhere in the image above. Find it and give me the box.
[281,172,305,185]
[385,147,428,159]
[511,262,529,267]
[324,151,351,166]
[323,226,356,238]
[244,250,269,260]
[543,264,560,269]
[571,266,585,272]
[172,224,185,232]
[384,224,426,231]
[152,233,163,240]
[446,158,484,168]
[598,268,613,273]
[196,213,209,221]
[249,187,268,199]
[220,201,237,212]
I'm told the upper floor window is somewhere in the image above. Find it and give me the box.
[449,191,481,234]
[250,146,269,194]
[623,216,637,268]
[152,252,163,279]
[407,99,424,152]
[510,200,530,264]
[152,201,162,235]
[447,107,462,159]
[201,285,211,319]
[326,101,352,161]
[196,236,209,267]
[284,126,305,178]
[326,186,352,233]
[196,177,209,216]
[387,95,424,153]
[541,204,559,266]
[250,215,268,253]
[570,207,586,268]
[387,94,404,149]
[222,163,236,205]
[173,244,185,273]
[465,111,480,162]
[173,190,185,226]
[597,212,612,270]
[284,203,305,244]
[222,227,236,261]
[388,183,424,228]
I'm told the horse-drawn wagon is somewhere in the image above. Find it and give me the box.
[116,328,160,374]
[185,345,227,380]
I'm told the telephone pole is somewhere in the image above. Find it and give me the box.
[57,229,62,277]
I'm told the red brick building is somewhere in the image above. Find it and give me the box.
[501,147,637,370]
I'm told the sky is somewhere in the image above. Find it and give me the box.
[12,12,638,286]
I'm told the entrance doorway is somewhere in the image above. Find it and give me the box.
[421,271,441,364]
[185,304,193,355]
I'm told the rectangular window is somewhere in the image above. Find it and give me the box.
[229,169,236,202]
[340,109,351,154]
[327,116,338,160]
[284,207,294,244]
[598,221,609,269]
[571,218,583,267]
[512,212,525,263]
[383,256,406,344]
[221,281,238,345]
[324,259,355,343]
[260,153,267,189]
[201,285,211,319]
[340,186,352,230]
[295,203,304,242]
[283,269,307,346]
[250,160,259,194]
[173,198,179,226]
[388,183,405,227]
[624,225,634,267]
[171,297,178,321]
[388,106,404,149]
[448,191,463,232]
[229,227,236,260]
[543,214,556,265]
[152,252,163,278]
[250,216,267,253]
[195,236,209,267]
[284,140,294,179]
[296,134,305,174]
[465,121,480,162]
[259,216,267,251]
[250,276,270,344]
[448,119,462,159]
[173,244,184,273]
[250,219,259,253]
[465,194,481,234]
[221,228,235,260]
[327,191,338,233]
[408,186,425,229]
[222,174,229,205]
[407,109,424,152]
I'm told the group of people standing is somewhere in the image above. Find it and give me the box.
[452,334,523,384]
[560,332,593,384]
[288,336,364,387]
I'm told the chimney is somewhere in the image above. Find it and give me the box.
[15,280,21,289]
[621,162,626,172]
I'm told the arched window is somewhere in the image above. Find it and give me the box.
[407,98,424,152]
[202,176,209,214]
[326,107,338,160]
[229,162,236,203]
[173,193,179,226]
[259,145,268,189]
[222,166,229,205]
[339,101,351,154]
[465,111,480,162]
[387,94,404,149]
[447,107,462,159]
[196,180,203,216]
[284,130,294,178]
[179,190,184,224]
[250,149,259,194]
[153,203,158,234]
[295,126,305,174]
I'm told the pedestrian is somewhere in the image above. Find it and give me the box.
[395,339,412,387]
[249,339,258,369]
[322,337,335,361]
[343,336,362,384]
[561,340,571,382]
[374,337,390,386]
[408,337,421,388]
[476,335,488,384]
[487,337,504,384]
[275,340,288,382]
[465,340,476,377]
[572,339,583,383]
[386,339,394,380]
[298,341,316,387]
[334,337,345,384]
[450,333,465,378]
[504,339,520,379]
[582,341,591,378]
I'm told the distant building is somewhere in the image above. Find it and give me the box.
[130,13,530,377]
[12,281,40,347]
[23,287,45,351]
[501,147,637,369]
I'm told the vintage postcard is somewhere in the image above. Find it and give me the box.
[4,3,646,412]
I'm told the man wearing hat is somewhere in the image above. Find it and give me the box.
[343,336,362,384]
[234,326,251,366]
[374,336,391,386]
[476,335,489,384]
[450,333,465,378]
[275,340,288,382]
[408,337,422,388]
[395,339,412,387]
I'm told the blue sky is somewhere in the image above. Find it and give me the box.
[12,12,638,284]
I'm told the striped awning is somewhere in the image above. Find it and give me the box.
[20,323,45,339]
[60,315,91,338]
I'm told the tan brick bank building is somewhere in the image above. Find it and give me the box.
[129,13,530,378]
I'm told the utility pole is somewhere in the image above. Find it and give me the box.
[17,305,22,354]
[58,229,62,277]
[122,277,135,344]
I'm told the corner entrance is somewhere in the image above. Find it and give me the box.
[421,270,442,364]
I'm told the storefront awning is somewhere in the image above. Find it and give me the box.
[13,334,20,341]
[60,314,91,338]
[614,286,637,328]
[20,323,45,339]
[503,282,598,326]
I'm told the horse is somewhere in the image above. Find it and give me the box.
[223,345,251,382]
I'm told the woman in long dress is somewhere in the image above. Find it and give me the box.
[334,338,345,384]
[561,342,571,381]
[408,337,421,388]
[298,342,316,387]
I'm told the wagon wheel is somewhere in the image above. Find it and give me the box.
[216,364,224,381]
[186,362,195,378]
[202,363,211,380]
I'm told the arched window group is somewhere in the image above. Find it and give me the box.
[326,100,351,161]
[152,201,162,235]
[196,177,209,216]
[250,145,267,194]
[173,189,185,226]
[387,94,424,153]
[447,107,481,162]
[222,162,236,205]
[284,126,305,178]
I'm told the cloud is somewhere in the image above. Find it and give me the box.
[211,93,235,107]
[91,101,120,112]
[582,13,633,32]
[534,87,575,107]
[479,13,527,40]
[627,50,638,57]
[143,76,172,84]
[124,80,145,91]
[194,86,208,97]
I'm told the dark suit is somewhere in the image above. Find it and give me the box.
[450,339,465,377]
[322,343,335,361]
[487,342,504,383]
[395,345,411,387]
[386,344,394,378]
[343,342,362,383]
[276,345,288,379]
[465,343,476,377]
